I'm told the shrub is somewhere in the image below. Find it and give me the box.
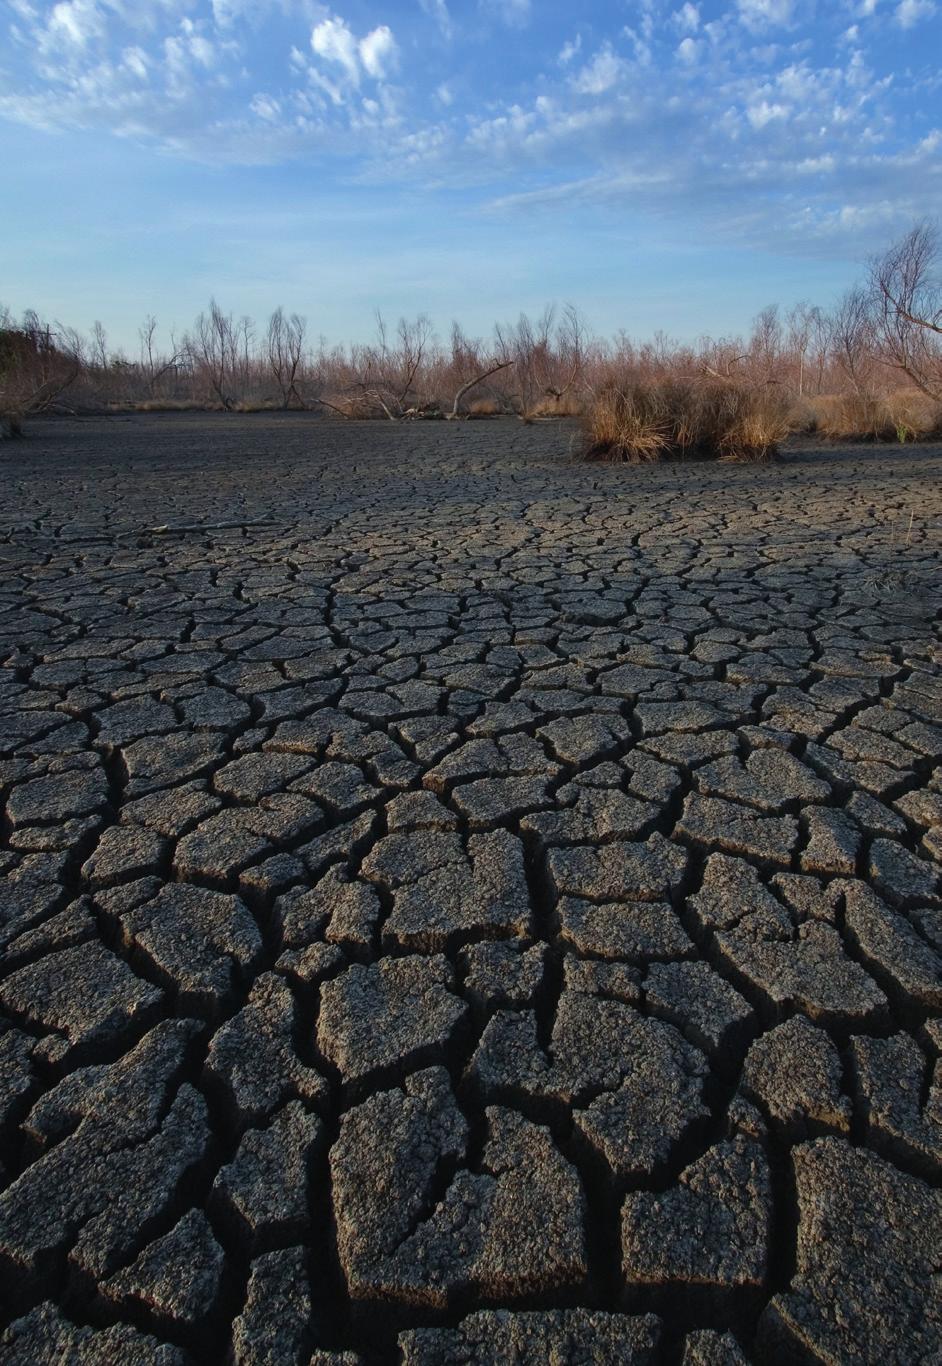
[583,378,793,463]
[809,391,940,442]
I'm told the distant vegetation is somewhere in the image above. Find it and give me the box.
[0,311,82,437]
[2,223,941,460]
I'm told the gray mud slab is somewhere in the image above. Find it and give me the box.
[0,414,940,1360]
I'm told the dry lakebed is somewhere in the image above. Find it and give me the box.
[0,413,940,1364]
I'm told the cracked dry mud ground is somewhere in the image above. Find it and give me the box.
[0,414,940,1366]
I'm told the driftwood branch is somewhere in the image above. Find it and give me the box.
[146,519,278,534]
[448,359,513,418]
[309,396,354,419]
[699,355,746,383]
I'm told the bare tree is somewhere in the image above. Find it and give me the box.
[828,287,874,395]
[186,299,239,409]
[782,302,826,396]
[267,307,307,408]
[809,306,834,396]
[697,335,746,383]
[138,315,182,398]
[747,305,783,387]
[445,322,510,412]
[139,314,158,376]
[871,221,942,399]
[354,312,434,420]
[236,314,255,401]
[545,303,588,409]
[0,307,83,435]
[90,320,109,373]
[493,306,556,416]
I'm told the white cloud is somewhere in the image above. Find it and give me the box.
[44,0,104,49]
[506,0,531,22]
[747,98,789,126]
[776,63,816,100]
[250,92,281,120]
[466,102,535,152]
[481,0,531,28]
[188,35,215,67]
[211,0,244,25]
[796,153,836,171]
[736,0,794,29]
[419,0,453,39]
[210,0,322,26]
[359,25,398,79]
[311,16,361,85]
[673,3,700,32]
[896,0,936,25]
[309,14,399,89]
[163,35,188,84]
[1,0,938,264]
[622,24,652,65]
[122,44,148,78]
[572,44,624,95]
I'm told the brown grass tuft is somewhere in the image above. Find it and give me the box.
[584,378,793,463]
[583,383,672,462]
[529,394,585,418]
[809,391,941,443]
[136,398,215,413]
[468,397,501,417]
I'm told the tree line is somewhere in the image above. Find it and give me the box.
[2,223,940,436]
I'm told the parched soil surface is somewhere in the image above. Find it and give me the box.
[1,413,941,1365]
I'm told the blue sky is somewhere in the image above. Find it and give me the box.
[2,0,940,352]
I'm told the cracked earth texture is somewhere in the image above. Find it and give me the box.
[0,412,940,1365]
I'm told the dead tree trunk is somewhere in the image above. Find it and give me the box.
[448,359,513,418]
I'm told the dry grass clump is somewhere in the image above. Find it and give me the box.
[137,398,214,413]
[584,382,672,461]
[584,378,793,463]
[468,397,502,417]
[810,391,941,443]
[529,394,585,418]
